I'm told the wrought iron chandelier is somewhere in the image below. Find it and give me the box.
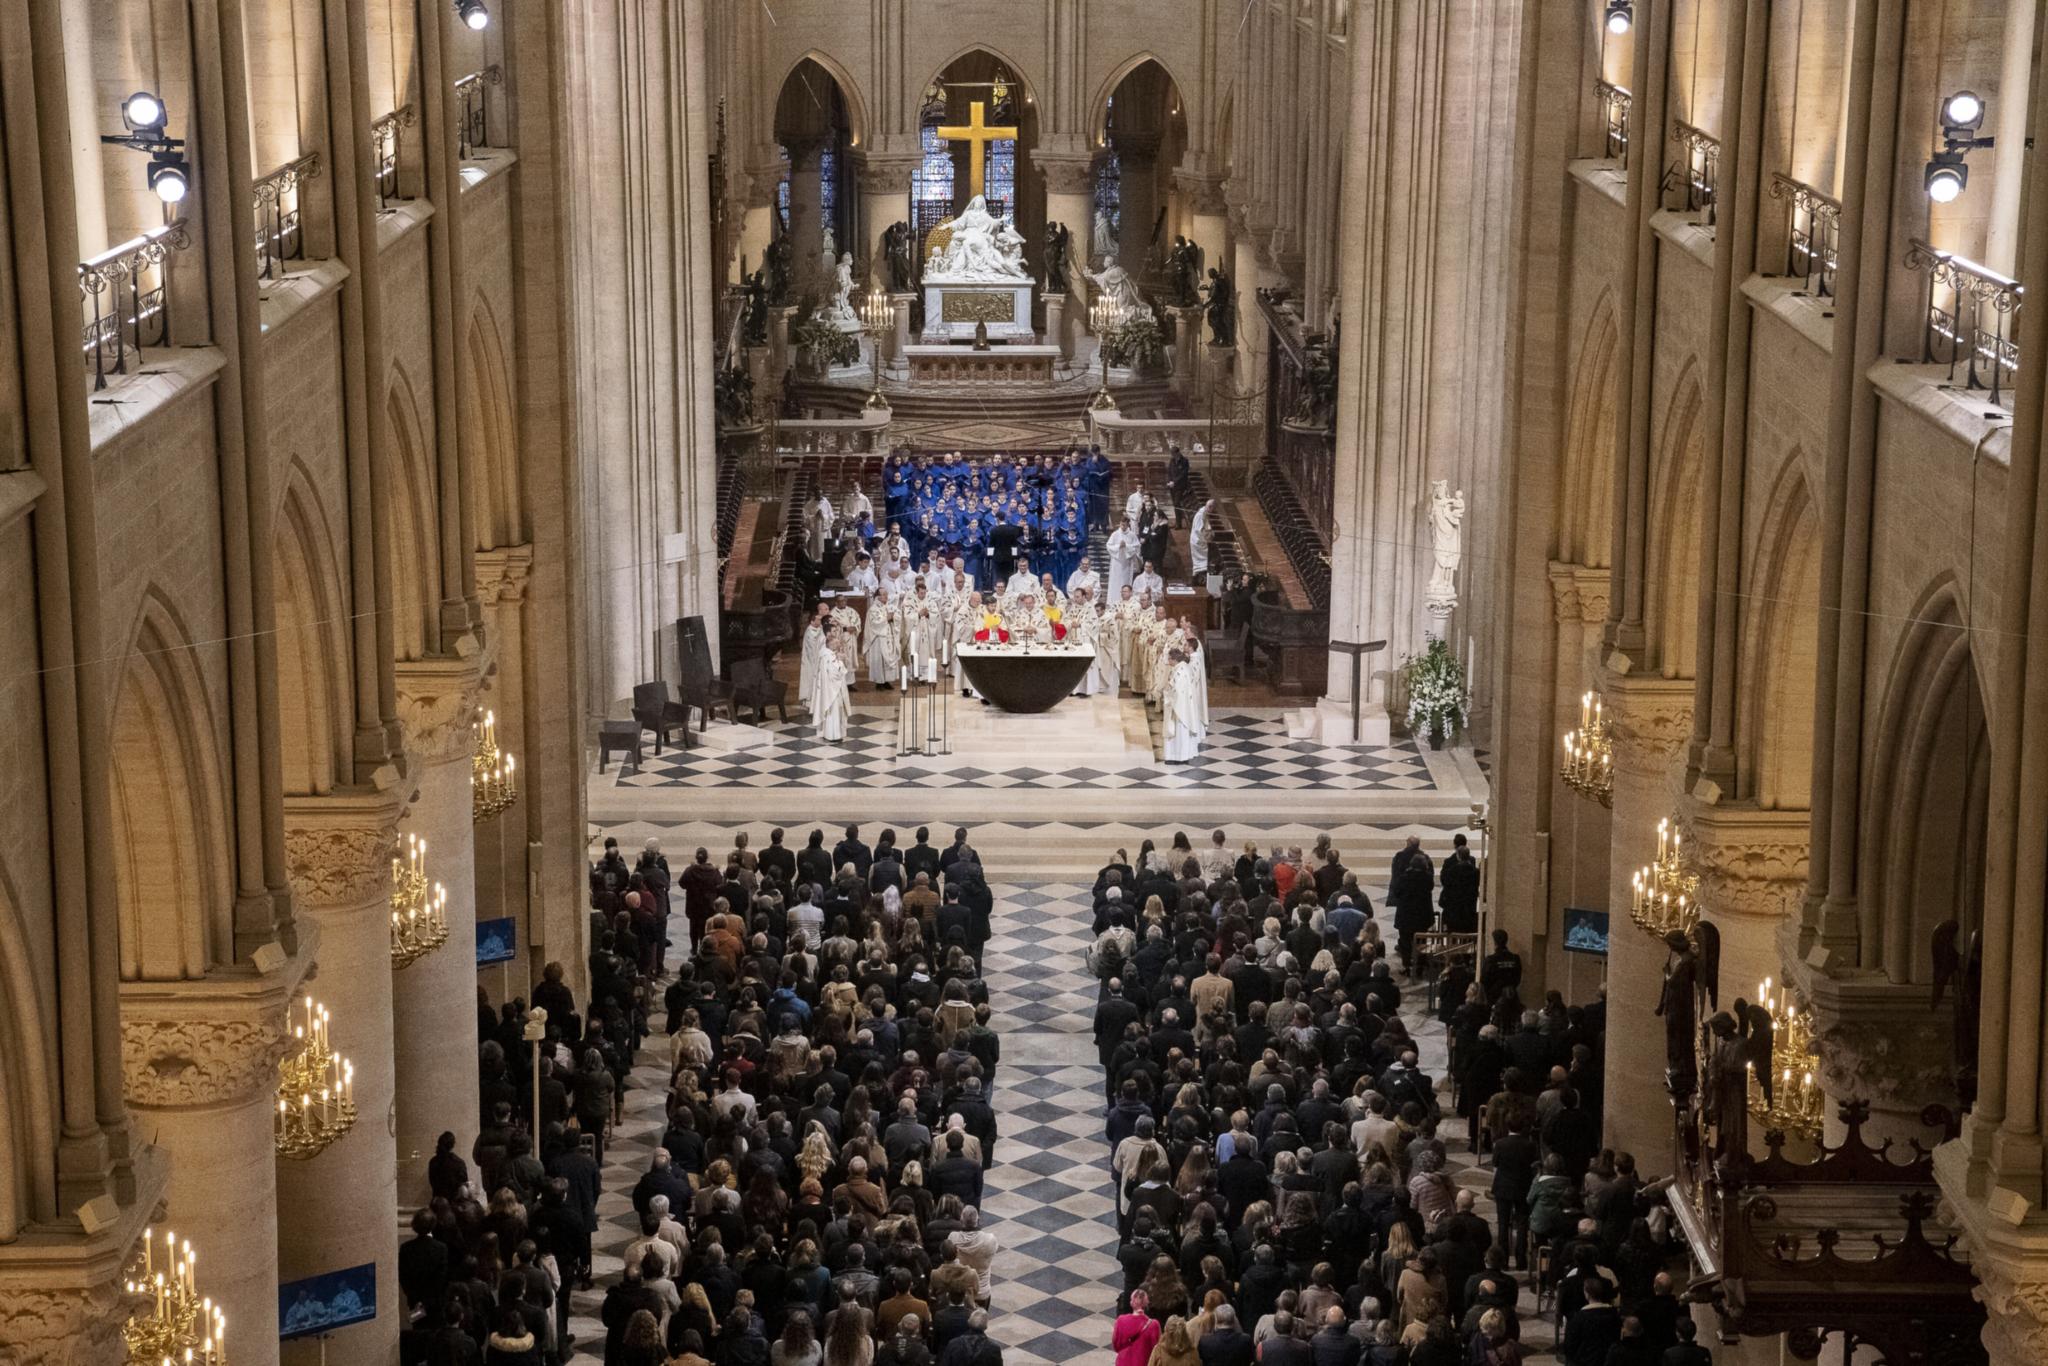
[471,710,518,823]
[123,1226,226,1364]
[389,833,449,968]
[1630,816,1698,936]
[1560,689,1614,806]
[275,993,356,1160]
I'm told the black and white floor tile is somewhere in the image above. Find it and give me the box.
[603,709,1437,793]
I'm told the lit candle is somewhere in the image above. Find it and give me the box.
[144,1227,152,1274]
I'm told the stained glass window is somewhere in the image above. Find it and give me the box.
[818,143,839,249]
[1093,147,1122,260]
[986,138,1016,220]
[912,121,956,244]
[774,145,791,228]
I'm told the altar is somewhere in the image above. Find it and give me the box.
[921,282,1034,342]
[956,643,1094,712]
[905,343,1057,383]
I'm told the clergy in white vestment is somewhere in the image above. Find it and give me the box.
[829,605,861,679]
[1004,560,1039,600]
[813,647,852,742]
[1125,488,1146,525]
[950,592,985,698]
[1107,519,1142,599]
[1065,590,1102,696]
[1093,590,1127,694]
[844,487,873,523]
[844,553,880,595]
[1189,500,1215,578]
[1133,561,1166,600]
[1162,650,1205,762]
[864,589,902,688]
[1181,624,1211,725]
[1036,573,1067,609]
[805,509,829,565]
[879,527,911,570]
[902,587,945,683]
[798,604,830,713]
[1067,562,1102,602]
[812,491,836,528]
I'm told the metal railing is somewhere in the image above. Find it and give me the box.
[1904,238,2022,406]
[1596,80,1633,164]
[78,221,193,391]
[370,106,416,210]
[1668,121,1720,224]
[1767,172,1840,299]
[253,151,320,281]
[454,66,503,160]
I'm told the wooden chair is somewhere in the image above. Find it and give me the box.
[678,667,736,730]
[596,720,643,774]
[631,681,692,752]
[1204,620,1252,684]
[730,656,790,724]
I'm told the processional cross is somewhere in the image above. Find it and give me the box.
[935,100,1018,202]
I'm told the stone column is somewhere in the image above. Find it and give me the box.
[1600,671,1695,1162]
[1175,169,1229,312]
[278,784,409,1366]
[856,154,916,282]
[475,548,535,997]
[1112,131,1162,279]
[1045,295,1070,363]
[1038,149,1094,335]
[120,957,310,1365]
[1681,805,1809,1012]
[786,135,828,296]
[735,160,780,277]
[889,295,914,369]
[1170,305,1202,397]
[391,657,486,1208]
[1537,565,1614,997]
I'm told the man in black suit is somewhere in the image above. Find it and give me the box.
[929,1130,984,1206]
[1481,928,1524,1003]
[988,514,1024,585]
[399,1209,450,1314]
[939,827,980,875]
[1439,833,1480,933]
[1390,835,1435,970]
[759,827,797,885]
[1094,979,1140,1070]
[904,827,942,883]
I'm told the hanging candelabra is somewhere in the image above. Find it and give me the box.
[1560,689,1614,806]
[275,992,357,1159]
[1629,816,1698,936]
[1749,976,1825,1140]
[471,709,518,822]
[123,1226,226,1365]
[389,833,450,968]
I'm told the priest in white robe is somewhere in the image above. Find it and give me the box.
[1067,561,1102,602]
[950,592,986,699]
[864,589,902,688]
[902,587,945,683]
[1004,557,1039,601]
[813,646,852,742]
[1090,589,1124,695]
[829,604,861,681]
[1066,589,1102,696]
[1189,500,1215,579]
[1133,560,1166,600]
[844,553,880,595]
[1162,649,1205,762]
[798,605,830,713]
[1107,518,1142,599]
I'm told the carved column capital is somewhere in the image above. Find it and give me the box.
[1600,671,1694,778]
[1173,171,1228,216]
[0,1279,136,1366]
[119,941,316,1110]
[1798,975,1959,1116]
[1676,803,1810,921]
[1975,1261,2048,1365]
[1547,561,1611,626]
[1034,153,1097,197]
[395,653,487,767]
[853,154,919,195]
[0,1149,169,1365]
[475,544,534,608]
[283,782,410,910]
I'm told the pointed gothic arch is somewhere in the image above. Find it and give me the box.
[386,367,439,662]
[775,49,870,148]
[1860,579,1990,984]
[109,589,236,981]
[273,461,352,796]
[465,296,523,550]
[1089,52,1196,147]
[1737,457,1822,808]
[0,861,59,1239]
[1644,360,1706,679]
[1557,291,1620,569]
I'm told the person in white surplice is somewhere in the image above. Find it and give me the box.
[864,588,902,689]
[950,591,986,699]
[1107,518,1142,600]
[830,604,861,682]
[1133,560,1165,601]
[901,585,945,684]
[1162,649,1205,762]
[1067,561,1102,602]
[1096,588,1129,695]
[1065,589,1100,697]
[813,643,852,743]
[1189,499,1215,579]
[798,603,830,714]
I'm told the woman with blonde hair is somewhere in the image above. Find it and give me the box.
[1145,1315,1200,1366]
[1377,1221,1417,1292]
[797,1125,836,1186]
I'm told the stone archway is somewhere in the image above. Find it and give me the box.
[386,369,439,662]
[1557,292,1620,570]
[1738,459,1822,809]
[1644,363,1705,680]
[274,463,353,796]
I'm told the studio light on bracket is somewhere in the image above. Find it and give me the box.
[1605,1,1633,36]
[1926,90,1994,204]
[456,0,490,30]
[102,90,190,208]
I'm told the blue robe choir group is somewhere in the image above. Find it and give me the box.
[867,447,1113,591]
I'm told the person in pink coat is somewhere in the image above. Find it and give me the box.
[1115,1290,1162,1366]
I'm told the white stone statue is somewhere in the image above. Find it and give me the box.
[824,251,859,328]
[924,194,1030,281]
[1085,262,1148,318]
[1425,479,1465,617]
[1092,206,1118,264]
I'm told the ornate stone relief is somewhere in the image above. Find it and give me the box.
[0,1280,135,1366]
[395,659,485,766]
[1602,675,1694,776]
[475,545,534,608]
[1036,156,1096,198]
[284,823,398,909]
[853,155,918,195]
[119,1016,294,1110]
[1965,1252,2048,1363]
[1812,1012,1957,1115]
[1677,807,1810,921]
[1547,561,1611,626]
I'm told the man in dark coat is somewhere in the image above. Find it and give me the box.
[833,824,873,877]
[677,848,722,947]
[1438,833,1480,933]
[1390,836,1435,970]
[904,827,943,883]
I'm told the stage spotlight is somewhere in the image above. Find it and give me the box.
[1605,1,1633,36]
[121,91,166,135]
[148,152,190,205]
[1941,90,1985,135]
[456,0,489,29]
[1925,150,1968,204]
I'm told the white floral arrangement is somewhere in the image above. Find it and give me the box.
[1401,633,1469,745]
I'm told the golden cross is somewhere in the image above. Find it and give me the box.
[935,100,1018,202]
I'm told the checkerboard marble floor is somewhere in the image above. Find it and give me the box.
[603,707,1441,792]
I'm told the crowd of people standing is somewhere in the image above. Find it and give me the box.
[1088,829,1706,1366]
[397,824,1014,1366]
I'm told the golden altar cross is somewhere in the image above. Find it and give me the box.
[936,100,1018,201]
